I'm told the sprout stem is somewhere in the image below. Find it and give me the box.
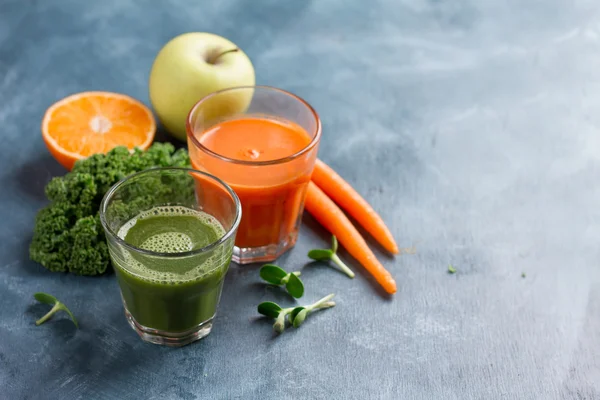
[260,295,336,333]
[35,303,61,326]
[274,307,295,333]
[331,254,355,278]
[307,294,336,311]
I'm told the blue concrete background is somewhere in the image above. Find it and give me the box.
[1,0,600,399]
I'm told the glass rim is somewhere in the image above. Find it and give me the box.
[186,85,322,166]
[99,167,242,258]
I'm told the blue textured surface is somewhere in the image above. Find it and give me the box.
[1,0,600,399]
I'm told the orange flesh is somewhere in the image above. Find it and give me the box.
[47,96,153,155]
[191,117,315,248]
[42,92,155,170]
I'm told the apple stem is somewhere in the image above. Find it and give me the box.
[209,48,239,64]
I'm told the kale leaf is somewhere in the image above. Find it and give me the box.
[29,143,190,275]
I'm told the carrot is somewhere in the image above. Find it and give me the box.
[304,182,397,294]
[311,159,399,254]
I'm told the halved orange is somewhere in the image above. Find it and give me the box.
[42,91,156,170]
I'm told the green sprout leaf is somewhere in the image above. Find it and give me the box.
[34,292,58,305]
[33,292,78,328]
[285,273,304,298]
[307,249,333,261]
[259,264,304,298]
[257,301,283,319]
[448,265,456,274]
[291,307,308,328]
[289,306,305,322]
[258,302,294,333]
[308,236,355,278]
[259,264,288,285]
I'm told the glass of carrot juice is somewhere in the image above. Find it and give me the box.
[186,86,321,264]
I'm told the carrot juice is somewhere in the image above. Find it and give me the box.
[187,86,321,264]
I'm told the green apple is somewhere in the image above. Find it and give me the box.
[149,32,255,141]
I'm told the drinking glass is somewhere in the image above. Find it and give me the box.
[186,86,321,264]
[100,167,241,346]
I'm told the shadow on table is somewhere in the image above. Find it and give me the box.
[25,302,78,338]
[14,233,61,277]
[5,233,48,277]
[28,306,178,398]
[16,154,65,200]
[250,310,336,341]
[250,315,296,341]
[244,282,297,304]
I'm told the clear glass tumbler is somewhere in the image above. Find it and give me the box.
[100,167,241,346]
[186,86,321,264]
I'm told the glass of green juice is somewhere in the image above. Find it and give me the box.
[100,167,241,346]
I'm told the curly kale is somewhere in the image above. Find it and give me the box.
[30,143,190,275]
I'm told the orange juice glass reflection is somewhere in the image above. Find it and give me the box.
[187,86,321,264]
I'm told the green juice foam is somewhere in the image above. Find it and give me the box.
[117,206,227,283]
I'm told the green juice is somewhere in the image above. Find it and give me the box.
[113,206,231,333]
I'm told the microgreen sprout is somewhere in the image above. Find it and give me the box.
[259,264,304,298]
[257,294,336,333]
[308,236,355,278]
[33,292,78,328]
[448,264,456,274]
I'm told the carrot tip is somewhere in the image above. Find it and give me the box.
[382,277,397,294]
